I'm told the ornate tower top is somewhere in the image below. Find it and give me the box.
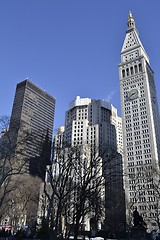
[120,12,149,63]
[128,11,135,29]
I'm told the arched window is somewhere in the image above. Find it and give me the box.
[135,65,138,73]
[130,66,133,75]
[122,69,125,78]
[126,68,129,76]
[139,64,142,72]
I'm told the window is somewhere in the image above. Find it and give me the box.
[122,69,125,78]
[135,65,138,73]
[139,63,142,72]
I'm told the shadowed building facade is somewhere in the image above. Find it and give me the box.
[9,79,55,179]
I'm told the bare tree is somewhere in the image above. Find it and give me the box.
[143,165,160,230]
[41,147,79,239]
[40,144,125,240]
[124,162,160,232]
[0,174,42,229]
[65,147,105,240]
[0,116,38,221]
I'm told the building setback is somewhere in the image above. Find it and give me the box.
[119,12,160,230]
[9,79,55,179]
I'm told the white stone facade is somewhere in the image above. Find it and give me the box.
[64,96,122,152]
[119,12,160,231]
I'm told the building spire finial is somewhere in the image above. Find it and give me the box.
[128,11,135,28]
[129,11,132,18]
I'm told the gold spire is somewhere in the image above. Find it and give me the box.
[128,11,133,20]
[128,11,135,28]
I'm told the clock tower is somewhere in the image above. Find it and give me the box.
[119,12,160,230]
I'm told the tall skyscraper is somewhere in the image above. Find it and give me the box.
[9,79,56,178]
[119,12,160,230]
[63,96,125,232]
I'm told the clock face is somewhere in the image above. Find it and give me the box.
[128,89,138,100]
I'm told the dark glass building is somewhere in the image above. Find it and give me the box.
[9,79,56,179]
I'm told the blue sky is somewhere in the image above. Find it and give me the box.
[1,1,160,133]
